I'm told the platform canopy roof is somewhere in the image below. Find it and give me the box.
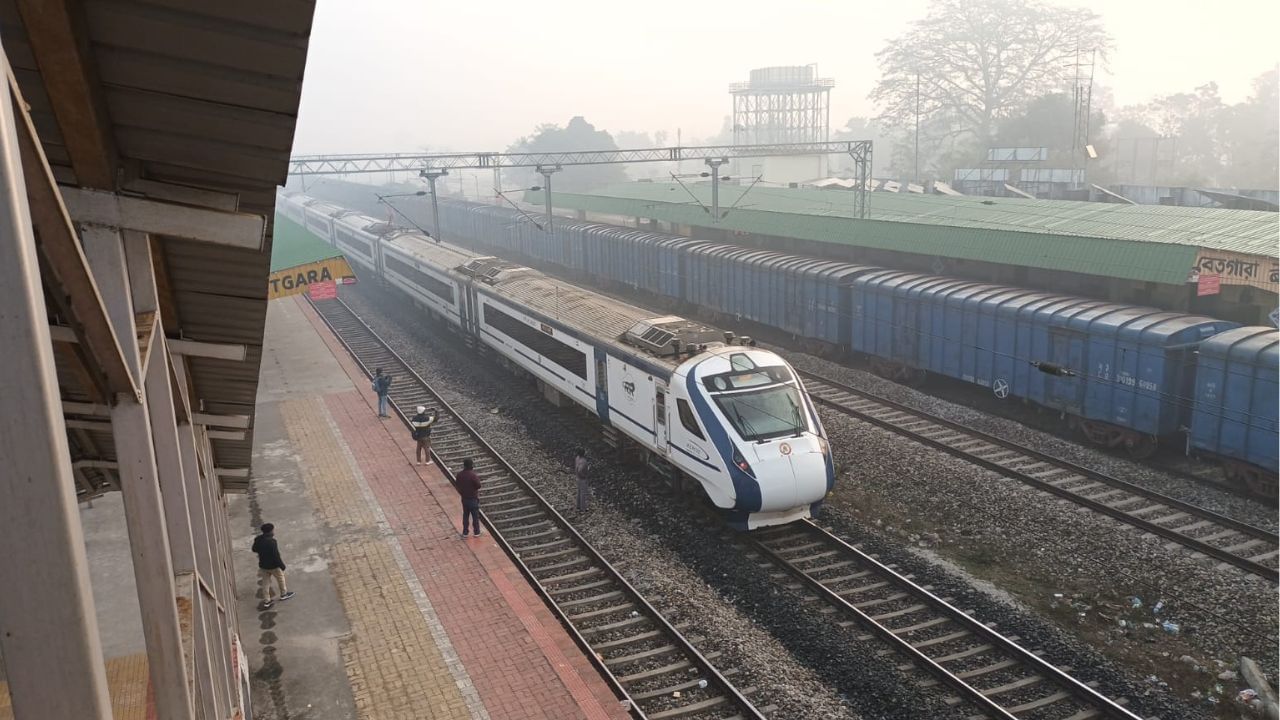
[4,0,314,496]
[527,183,1280,287]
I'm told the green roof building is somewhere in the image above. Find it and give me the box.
[526,183,1279,325]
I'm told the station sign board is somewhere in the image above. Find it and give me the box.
[269,256,356,300]
[1192,249,1279,292]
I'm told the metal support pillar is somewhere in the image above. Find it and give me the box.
[705,157,728,223]
[147,335,196,573]
[536,164,561,233]
[419,168,447,243]
[82,225,195,720]
[128,232,197,576]
[848,142,873,219]
[0,44,113,720]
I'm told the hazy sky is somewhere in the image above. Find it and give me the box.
[291,0,1279,155]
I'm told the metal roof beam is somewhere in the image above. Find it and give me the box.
[60,187,266,250]
[15,0,118,189]
[168,338,247,361]
[64,419,111,432]
[206,430,246,441]
[50,327,247,364]
[122,178,240,212]
[10,72,138,399]
[192,412,250,429]
[63,401,110,417]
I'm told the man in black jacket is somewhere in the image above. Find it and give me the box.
[372,368,393,418]
[252,523,295,609]
[410,405,437,465]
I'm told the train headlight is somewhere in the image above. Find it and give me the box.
[732,447,755,478]
[817,436,829,456]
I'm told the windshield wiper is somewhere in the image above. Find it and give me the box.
[788,397,805,437]
[732,404,759,440]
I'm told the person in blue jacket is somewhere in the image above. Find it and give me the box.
[372,368,394,417]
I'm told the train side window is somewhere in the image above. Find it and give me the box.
[655,390,666,425]
[677,398,705,440]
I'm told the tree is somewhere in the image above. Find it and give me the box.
[1217,68,1278,188]
[871,0,1112,146]
[505,116,629,193]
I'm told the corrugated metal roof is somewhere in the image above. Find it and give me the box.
[529,183,1279,285]
[8,0,313,486]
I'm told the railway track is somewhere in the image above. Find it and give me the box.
[310,296,769,720]
[751,521,1141,720]
[798,369,1280,583]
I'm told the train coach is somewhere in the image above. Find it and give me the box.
[1188,327,1279,495]
[280,191,836,528]
[848,270,1237,458]
[421,196,1276,493]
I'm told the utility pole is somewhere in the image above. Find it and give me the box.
[418,168,448,242]
[914,70,921,185]
[536,165,561,233]
[705,157,728,223]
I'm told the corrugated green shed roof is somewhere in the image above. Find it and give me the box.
[525,183,1279,285]
[270,213,344,273]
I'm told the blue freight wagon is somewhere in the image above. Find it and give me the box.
[849,270,1237,456]
[1189,327,1279,496]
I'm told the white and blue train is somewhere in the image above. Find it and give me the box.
[282,191,835,529]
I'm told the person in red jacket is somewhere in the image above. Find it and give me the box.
[456,458,483,537]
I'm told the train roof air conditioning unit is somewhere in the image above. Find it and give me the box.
[457,257,523,284]
[623,316,725,357]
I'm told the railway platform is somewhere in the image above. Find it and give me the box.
[228,296,628,720]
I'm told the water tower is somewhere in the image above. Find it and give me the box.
[729,65,834,182]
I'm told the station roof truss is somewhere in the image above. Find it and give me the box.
[527,182,1280,287]
[4,0,313,499]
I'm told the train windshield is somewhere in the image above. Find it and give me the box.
[713,384,808,442]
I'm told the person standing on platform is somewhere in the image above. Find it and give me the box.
[252,523,294,609]
[456,458,483,537]
[410,405,437,465]
[574,448,590,512]
[372,368,393,418]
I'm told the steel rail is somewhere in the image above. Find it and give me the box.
[797,369,1279,582]
[751,521,1142,720]
[309,294,767,720]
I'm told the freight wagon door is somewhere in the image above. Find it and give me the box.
[893,302,919,366]
[1047,328,1085,413]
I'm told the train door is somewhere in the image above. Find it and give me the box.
[594,349,611,425]
[654,381,670,456]
[374,235,386,283]
[462,283,480,338]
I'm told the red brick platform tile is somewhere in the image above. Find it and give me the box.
[297,297,627,720]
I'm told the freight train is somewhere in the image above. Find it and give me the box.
[280,191,1278,497]
[278,192,836,529]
